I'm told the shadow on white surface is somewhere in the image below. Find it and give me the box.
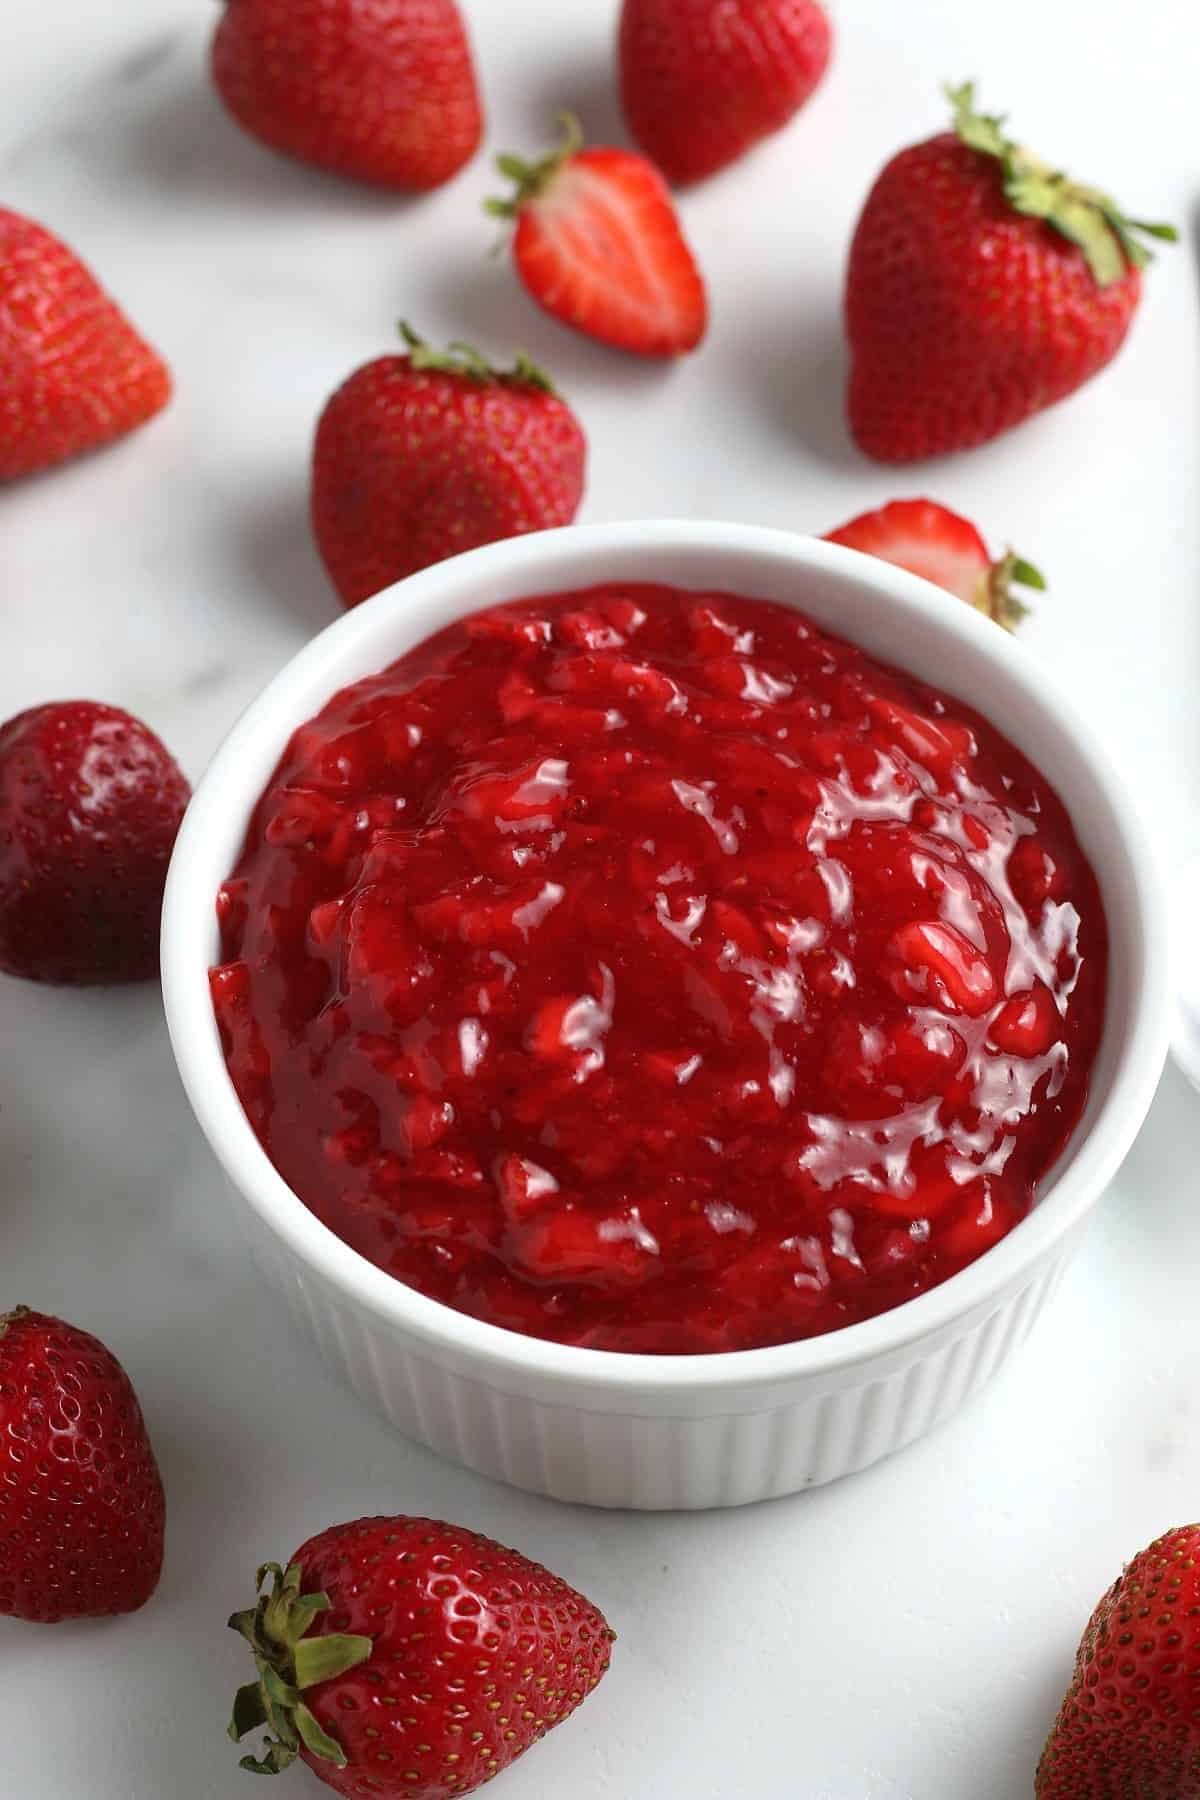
[233,476,341,641]
[732,290,861,472]
[21,29,447,227]
[1107,1058,1197,1250]
[508,39,631,151]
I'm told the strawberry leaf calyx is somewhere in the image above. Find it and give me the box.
[980,549,1045,632]
[227,1560,372,1778]
[485,112,583,219]
[0,1304,31,1341]
[946,81,1177,287]
[398,321,557,394]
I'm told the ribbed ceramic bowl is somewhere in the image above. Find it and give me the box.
[162,522,1169,1510]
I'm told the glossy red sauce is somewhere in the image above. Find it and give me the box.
[212,584,1107,1353]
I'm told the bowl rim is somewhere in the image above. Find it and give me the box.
[161,519,1171,1395]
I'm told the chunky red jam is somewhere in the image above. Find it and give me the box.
[212,584,1107,1354]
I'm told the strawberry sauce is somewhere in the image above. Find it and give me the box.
[212,585,1107,1353]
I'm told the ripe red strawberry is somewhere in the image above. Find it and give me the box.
[227,1515,614,1796]
[0,208,170,482]
[823,497,1044,631]
[1036,1524,1200,1796]
[845,84,1176,462]
[211,0,482,192]
[618,0,832,185]
[0,701,190,985]
[311,325,587,608]
[487,116,707,356]
[0,1307,165,1623]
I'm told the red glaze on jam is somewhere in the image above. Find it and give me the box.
[212,585,1107,1354]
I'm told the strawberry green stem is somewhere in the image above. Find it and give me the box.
[485,113,583,219]
[946,81,1177,286]
[228,1561,372,1777]
[983,550,1045,632]
[398,322,556,394]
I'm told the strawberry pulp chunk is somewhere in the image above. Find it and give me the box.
[211,584,1107,1353]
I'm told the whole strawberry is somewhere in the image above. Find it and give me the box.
[0,209,170,482]
[227,1516,614,1796]
[487,116,707,356]
[619,0,832,185]
[211,0,482,192]
[846,84,1176,462]
[312,325,587,608]
[1036,1525,1200,1796]
[824,497,1044,632]
[0,700,190,985]
[0,1307,165,1623]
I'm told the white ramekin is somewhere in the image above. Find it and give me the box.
[162,522,1170,1510]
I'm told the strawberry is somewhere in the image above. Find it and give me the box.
[0,701,190,985]
[1036,1524,1200,1797]
[226,1515,614,1796]
[211,0,482,192]
[823,497,1044,631]
[0,1307,165,1623]
[618,0,832,185]
[311,325,587,608]
[486,116,707,357]
[845,84,1176,462]
[0,208,170,482]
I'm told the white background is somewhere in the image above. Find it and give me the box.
[2,2,1198,1794]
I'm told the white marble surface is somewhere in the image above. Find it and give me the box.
[2,2,1198,1794]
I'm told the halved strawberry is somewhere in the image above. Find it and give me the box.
[824,497,1044,631]
[486,115,707,357]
